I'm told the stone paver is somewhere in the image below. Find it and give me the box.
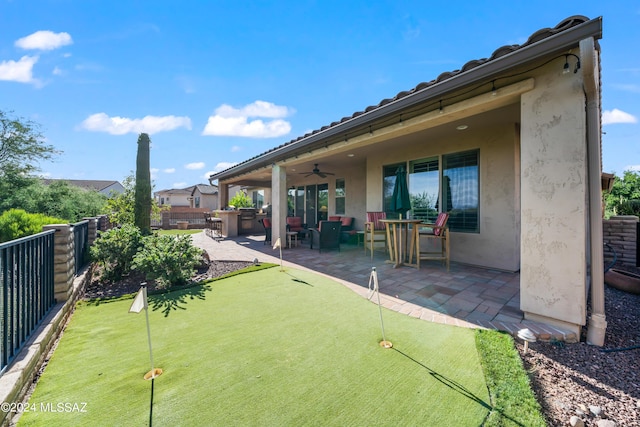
[191,231,575,341]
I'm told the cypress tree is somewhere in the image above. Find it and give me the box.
[134,133,152,234]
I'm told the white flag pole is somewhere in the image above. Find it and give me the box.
[130,283,162,380]
[273,237,283,271]
[143,293,156,379]
[368,267,392,348]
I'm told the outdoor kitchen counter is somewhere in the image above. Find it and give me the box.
[214,210,240,237]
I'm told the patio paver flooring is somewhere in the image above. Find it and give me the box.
[192,232,577,342]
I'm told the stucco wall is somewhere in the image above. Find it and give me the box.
[520,64,587,329]
[366,120,521,271]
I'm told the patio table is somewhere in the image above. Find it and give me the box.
[380,219,421,268]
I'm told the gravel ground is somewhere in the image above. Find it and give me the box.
[519,266,640,427]
[83,259,253,299]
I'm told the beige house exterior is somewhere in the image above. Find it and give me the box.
[209,16,605,341]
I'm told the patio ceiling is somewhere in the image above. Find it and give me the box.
[219,99,520,188]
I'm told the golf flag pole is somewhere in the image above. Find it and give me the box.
[129,283,163,380]
[273,237,283,271]
[368,267,392,348]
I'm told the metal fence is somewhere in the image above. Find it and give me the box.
[0,231,56,374]
[72,220,89,275]
[151,212,208,228]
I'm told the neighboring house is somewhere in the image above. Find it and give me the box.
[190,184,218,210]
[154,187,193,207]
[155,184,220,210]
[209,16,607,339]
[43,179,125,195]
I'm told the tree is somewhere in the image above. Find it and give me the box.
[229,191,254,208]
[134,133,152,234]
[605,170,640,217]
[105,173,166,227]
[0,110,59,177]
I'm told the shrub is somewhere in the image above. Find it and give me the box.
[228,191,254,208]
[132,234,203,288]
[0,208,67,243]
[90,224,143,282]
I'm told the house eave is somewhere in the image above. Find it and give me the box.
[210,16,602,183]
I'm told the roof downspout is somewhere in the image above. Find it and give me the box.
[581,37,606,346]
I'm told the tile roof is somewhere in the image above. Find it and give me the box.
[42,179,121,192]
[211,15,598,180]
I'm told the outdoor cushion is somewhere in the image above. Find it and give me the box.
[366,212,386,230]
[286,217,305,233]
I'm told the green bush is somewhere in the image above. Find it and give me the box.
[90,224,143,282]
[228,191,254,208]
[0,208,68,243]
[132,234,203,288]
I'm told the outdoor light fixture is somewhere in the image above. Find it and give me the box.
[456,124,468,131]
[491,80,497,96]
[517,328,537,353]
[563,54,581,74]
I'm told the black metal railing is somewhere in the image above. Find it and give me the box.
[0,230,55,374]
[72,220,89,275]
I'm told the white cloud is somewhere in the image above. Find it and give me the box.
[185,162,205,170]
[626,165,640,172]
[0,55,40,84]
[602,109,637,125]
[163,168,176,173]
[231,145,242,152]
[173,182,187,189]
[79,113,192,135]
[202,100,293,138]
[15,31,73,51]
[52,66,63,76]
[203,162,238,181]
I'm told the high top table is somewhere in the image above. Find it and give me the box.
[379,219,422,268]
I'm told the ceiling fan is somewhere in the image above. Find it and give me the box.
[299,163,335,178]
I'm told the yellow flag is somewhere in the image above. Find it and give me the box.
[129,286,148,313]
[272,237,281,250]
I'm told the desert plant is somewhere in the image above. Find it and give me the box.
[90,224,143,282]
[132,234,203,288]
[0,208,68,242]
[134,133,152,234]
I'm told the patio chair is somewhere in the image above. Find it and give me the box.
[417,212,449,270]
[259,218,272,245]
[286,216,307,240]
[204,212,222,239]
[364,212,388,260]
[309,220,342,253]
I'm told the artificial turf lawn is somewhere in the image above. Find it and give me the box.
[18,266,536,426]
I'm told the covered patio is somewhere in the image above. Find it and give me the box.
[193,232,578,342]
[209,16,604,341]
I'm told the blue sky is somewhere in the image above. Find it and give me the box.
[1,1,638,192]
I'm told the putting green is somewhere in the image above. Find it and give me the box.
[19,267,491,426]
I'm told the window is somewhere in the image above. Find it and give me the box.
[383,163,405,215]
[295,187,304,217]
[388,149,479,233]
[443,150,479,233]
[335,179,345,215]
[194,196,201,208]
[317,183,329,222]
[252,190,264,208]
[409,157,439,222]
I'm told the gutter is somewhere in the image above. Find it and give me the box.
[581,37,607,346]
[211,17,603,182]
